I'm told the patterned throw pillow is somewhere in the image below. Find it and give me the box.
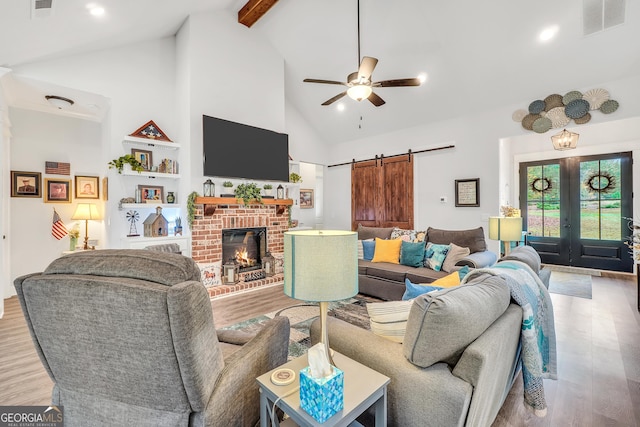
[424,242,450,271]
[390,228,427,243]
[367,299,414,343]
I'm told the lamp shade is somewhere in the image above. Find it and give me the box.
[71,203,101,221]
[551,129,579,150]
[284,230,358,302]
[488,217,523,241]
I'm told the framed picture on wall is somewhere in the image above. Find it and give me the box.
[455,178,480,207]
[300,189,314,209]
[138,184,164,203]
[44,179,72,203]
[75,175,100,199]
[11,171,42,198]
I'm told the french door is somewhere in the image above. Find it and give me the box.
[520,152,633,272]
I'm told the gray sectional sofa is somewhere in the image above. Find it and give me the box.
[357,225,498,300]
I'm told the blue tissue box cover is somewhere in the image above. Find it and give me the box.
[299,366,344,423]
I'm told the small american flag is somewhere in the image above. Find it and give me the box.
[52,209,68,240]
[45,161,70,175]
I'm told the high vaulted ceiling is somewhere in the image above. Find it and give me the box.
[1,0,639,143]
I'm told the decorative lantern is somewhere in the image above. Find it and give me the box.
[222,258,239,284]
[203,179,215,197]
[277,184,284,199]
[262,252,275,277]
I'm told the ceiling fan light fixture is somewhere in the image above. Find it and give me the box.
[45,95,74,109]
[347,84,372,101]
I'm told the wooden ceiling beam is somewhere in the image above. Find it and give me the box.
[238,0,280,28]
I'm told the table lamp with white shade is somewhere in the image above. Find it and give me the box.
[72,203,101,250]
[284,230,358,365]
[488,216,523,256]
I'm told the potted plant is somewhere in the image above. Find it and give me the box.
[108,154,144,174]
[234,183,263,206]
[174,217,183,236]
[187,191,199,228]
[222,181,234,197]
[289,172,302,183]
[263,184,273,197]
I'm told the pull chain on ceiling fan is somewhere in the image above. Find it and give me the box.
[303,0,422,107]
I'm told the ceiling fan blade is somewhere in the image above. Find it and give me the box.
[373,78,422,87]
[367,92,386,107]
[321,91,347,106]
[303,78,346,85]
[358,56,378,81]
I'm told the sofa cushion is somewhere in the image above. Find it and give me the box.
[402,278,442,300]
[357,224,394,240]
[431,271,462,288]
[372,238,402,264]
[424,243,450,271]
[362,240,376,261]
[427,227,487,254]
[400,240,426,268]
[365,262,410,282]
[403,276,511,368]
[442,243,471,273]
[390,228,427,243]
[498,245,541,273]
[366,299,414,343]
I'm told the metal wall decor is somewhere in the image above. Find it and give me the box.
[512,88,619,134]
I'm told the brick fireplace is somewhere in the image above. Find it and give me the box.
[191,197,291,298]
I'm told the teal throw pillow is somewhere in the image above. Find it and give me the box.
[400,240,426,268]
[402,278,443,300]
[362,240,376,261]
[457,265,470,280]
[424,242,450,271]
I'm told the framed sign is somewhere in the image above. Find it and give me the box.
[300,189,314,209]
[45,179,72,203]
[11,171,41,198]
[75,175,99,199]
[455,178,480,207]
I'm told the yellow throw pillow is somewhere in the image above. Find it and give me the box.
[371,237,402,264]
[431,271,461,288]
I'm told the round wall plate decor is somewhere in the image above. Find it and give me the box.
[512,109,528,122]
[528,100,546,114]
[565,99,590,119]
[532,117,552,133]
[574,112,591,124]
[600,99,619,114]
[563,90,583,105]
[546,107,571,128]
[544,94,564,111]
[582,88,610,110]
[522,114,540,130]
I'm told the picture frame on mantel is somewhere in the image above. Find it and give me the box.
[455,178,480,207]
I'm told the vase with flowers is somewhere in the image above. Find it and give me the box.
[69,224,80,251]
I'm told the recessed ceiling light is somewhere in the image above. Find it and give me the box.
[336,103,345,112]
[418,73,427,84]
[539,25,559,42]
[86,3,105,16]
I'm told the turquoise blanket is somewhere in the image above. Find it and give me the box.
[462,261,557,416]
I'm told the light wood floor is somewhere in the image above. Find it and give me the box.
[1,277,638,426]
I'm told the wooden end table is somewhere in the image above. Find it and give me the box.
[257,351,390,427]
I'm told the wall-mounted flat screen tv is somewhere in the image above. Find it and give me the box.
[203,115,289,182]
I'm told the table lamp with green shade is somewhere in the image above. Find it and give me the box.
[72,203,101,250]
[488,216,523,256]
[284,230,358,365]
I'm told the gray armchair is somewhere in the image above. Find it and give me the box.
[14,250,289,427]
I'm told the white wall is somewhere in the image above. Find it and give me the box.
[8,110,103,286]
[324,74,640,255]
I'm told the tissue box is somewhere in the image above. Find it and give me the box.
[299,366,344,423]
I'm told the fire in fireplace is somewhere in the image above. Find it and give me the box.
[221,227,267,272]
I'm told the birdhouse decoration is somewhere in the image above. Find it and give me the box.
[143,206,169,237]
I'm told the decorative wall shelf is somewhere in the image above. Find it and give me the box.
[120,203,180,210]
[195,197,293,216]
[121,170,181,179]
[122,135,181,150]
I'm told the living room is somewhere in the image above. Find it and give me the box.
[1,1,640,425]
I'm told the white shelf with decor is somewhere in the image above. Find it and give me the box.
[121,170,181,179]
[119,203,180,210]
[122,135,181,150]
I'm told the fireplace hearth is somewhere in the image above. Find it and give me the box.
[222,227,267,272]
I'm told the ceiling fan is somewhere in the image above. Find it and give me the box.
[303,0,422,107]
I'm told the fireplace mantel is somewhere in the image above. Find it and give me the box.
[195,197,293,216]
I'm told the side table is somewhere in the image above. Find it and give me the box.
[257,351,390,427]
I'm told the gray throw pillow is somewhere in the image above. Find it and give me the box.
[427,227,487,253]
[357,224,395,240]
[442,243,471,273]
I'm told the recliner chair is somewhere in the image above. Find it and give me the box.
[14,249,289,427]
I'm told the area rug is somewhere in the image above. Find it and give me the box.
[548,271,593,299]
[219,296,375,359]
